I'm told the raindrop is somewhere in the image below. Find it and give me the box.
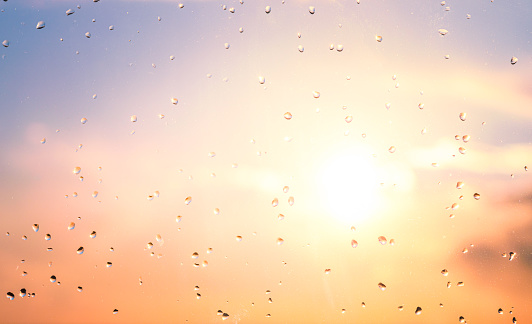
[258,76,265,84]
[265,6,271,14]
[456,182,464,189]
[376,35,382,42]
[239,27,244,33]
[336,44,344,52]
[459,112,467,121]
[298,45,304,52]
[6,292,14,300]
[438,29,448,36]
[109,25,114,31]
[415,307,422,315]
[283,186,289,193]
[388,146,396,153]
[213,208,220,215]
[77,286,83,292]
[236,236,243,242]
[459,316,465,323]
[457,282,464,287]
[45,234,51,241]
[308,6,315,14]
[378,236,387,245]
[222,313,229,320]
[351,240,358,248]
[19,289,26,298]
[224,43,230,49]
[32,224,39,232]
[50,275,57,283]
[509,252,516,261]
[36,21,45,29]
[329,43,335,50]
[130,115,137,122]
[22,236,27,240]
[208,152,216,157]
[498,308,503,314]
[112,309,118,315]
[77,247,84,254]
[324,269,331,274]
[283,112,293,120]
[345,116,353,123]
[462,135,470,143]
[92,191,98,198]
[89,231,96,239]
[418,103,424,109]
[176,215,182,223]
[313,91,320,98]
[385,103,391,109]
[185,196,192,205]
[2,40,9,47]
[66,9,75,15]
[473,193,480,200]
[81,118,88,124]
[459,147,466,154]
[276,238,284,245]
[147,242,153,249]
[441,269,449,276]
[277,214,284,220]
[272,198,279,207]
[85,32,91,38]
[288,196,294,206]
[106,262,112,268]
[40,138,46,144]
[378,283,386,291]
[398,306,404,311]
[73,166,81,174]
[510,57,518,65]
[171,97,178,105]
[191,252,199,259]
[68,222,75,230]
[178,3,184,8]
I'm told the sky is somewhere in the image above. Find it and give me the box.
[0,0,531,323]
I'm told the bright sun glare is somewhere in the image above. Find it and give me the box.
[319,150,381,225]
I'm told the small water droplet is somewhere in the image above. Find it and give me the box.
[171,97,178,105]
[208,151,216,158]
[112,309,118,315]
[509,252,516,261]
[385,103,391,110]
[66,9,75,15]
[36,21,45,29]
[459,316,465,323]
[80,118,88,124]
[345,115,353,123]
[258,76,265,84]
[337,44,344,52]
[68,222,75,230]
[178,3,184,8]
[109,25,114,30]
[2,40,9,47]
[265,6,271,14]
[272,198,279,207]
[498,308,503,314]
[324,269,331,274]
[222,313,230,320]
[50,275,57,283]
[89,231,96,239]
[283,112,293,120]
[298,45,304,52]
[92,191,98,198]
[276,237,284,245]
[6,292,14,300]
[510,57,518,65]
[278,214,285,220]
[415,307,422,315]
[19,289,26,298]
[438,29,448,36]
[77,247,84,254]
[213,208,220,215]
[378,282,386,291]
[459,147,466,154]
[236,236,243,242]
[106,262,112,268]
[473,193,480,200]
[418,103,424,109]
[288,196,294,206]
[388,146,396,153]
[283,186,289,193]
[376,35,382,42]
[313,91,320,98]
[45,234,51,241]
[32,224,39,232]
[85,32,91,38]
[185,196,192,205]
[224,42,230,49]
[130,115,137,122]
[308,6,315,14]
[441,269,448,276]
[459,112,467,121]
[378,236,387,245]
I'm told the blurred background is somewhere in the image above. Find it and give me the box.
[0,0,531,323]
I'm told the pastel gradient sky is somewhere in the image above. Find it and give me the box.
[0,0,531,323]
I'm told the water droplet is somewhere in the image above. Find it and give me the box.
[324,269,331,274]
[77,247,84,254]
[224,42,230,49]
[92,191,98,198]
[36,21,45,29]
[376,35,382,42]
[441,269,448,276]
[130,115,137,122]
[438,29,448,36]
[272,198,279,207]
[498,308,503,314]
[462,135,470,143]
[457,281,464,287]
[171,97,178,105]
[68,222,75,230]
[109,25,114,30]
[106,262,112,268]
[337,44,344,52]
[176,215,182,223]
[238,27,244,33]
[308,6,315,14]
[208,151,216,158]
[18,289,26,298]
[213,208,220,215]
[66,9,75,15]
[80,118,88,124]
[415,307,422,315]
[288,196,294,206]
[298,45,304,52]
[459,147,466,154]
[2,40,9,47]
[178,3,184,8]
[222,313,230,320]
[378,282,386,291]
[32,224,39,232]
[6,292,14,300]
[388,146,396,153]
[510,57,518,65]
[385,103,391,110]
[456,181,464,189]
[85,32,91,38]
[22,235,27,240]
[265,6,271,13]
[361,302,366,307]
[509,252,516,261]
[89,231,96,239]
[459,112,467,121]
[45,234,51,241]
[50,275,57,283]
[473,193,480,200]
[283,112,293,120]
[258,76,265,84]
[236,236,243,242]
[418,103,424,109]
[282,186,289,193]
[459,316,465,323]
[512,317,517,324]
[345,115,353,123]
[185,196,192,205]
[276,237,284,245]
[313,91,320,98]
[329,43,335,50]
[378,236,387,245]
[278,214,285,220]
[112,309,118,315]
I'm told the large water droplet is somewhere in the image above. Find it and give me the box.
[36,21,45,29]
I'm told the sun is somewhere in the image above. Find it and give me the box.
[318,149,381,225]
